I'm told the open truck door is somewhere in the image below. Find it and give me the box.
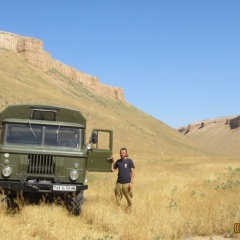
[87,129,113,172]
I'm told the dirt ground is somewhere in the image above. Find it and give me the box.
[181,235,239,240]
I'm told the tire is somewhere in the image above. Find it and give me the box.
[5,191,20,214]
[65,191,84,216]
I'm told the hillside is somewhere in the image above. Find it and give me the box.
[1,33,240,240]
[0,46,209,158]
[178,116,240,157]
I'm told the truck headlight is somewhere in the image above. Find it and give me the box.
[2,166,12,177]
[70,170,78,181]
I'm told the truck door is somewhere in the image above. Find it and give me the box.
[87,129,113,172]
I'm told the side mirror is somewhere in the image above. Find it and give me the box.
[86,131,98,151]
[91,131,98,144]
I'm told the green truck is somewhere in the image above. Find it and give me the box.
[0,104,113,215]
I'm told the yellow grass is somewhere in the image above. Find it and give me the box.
[1,156,240,240]
[0,45,240,240]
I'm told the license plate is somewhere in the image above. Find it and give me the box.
[53,185,76,191]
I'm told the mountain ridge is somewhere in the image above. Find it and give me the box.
[0,31,125,102]
[178,116,240,156]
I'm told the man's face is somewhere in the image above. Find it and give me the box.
[120,149,127,159]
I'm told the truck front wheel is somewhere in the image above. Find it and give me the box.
[65,191,84,216]
[5,191,21,213]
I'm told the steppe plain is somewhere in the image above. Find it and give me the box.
[0,48,240,239]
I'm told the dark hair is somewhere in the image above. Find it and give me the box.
[120,147,128,157]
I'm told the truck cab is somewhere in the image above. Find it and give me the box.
[0,104,113,215]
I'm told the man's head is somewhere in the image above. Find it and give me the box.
[120,147,128,159]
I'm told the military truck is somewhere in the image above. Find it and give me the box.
[0,104,113,215]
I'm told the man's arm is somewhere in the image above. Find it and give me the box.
[129,168,135,189]
[111,156,116,172]
[130,168,135,182]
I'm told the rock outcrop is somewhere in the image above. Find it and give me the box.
[229,116,240,129]
[0,31,125,102]
[178,116,239,134]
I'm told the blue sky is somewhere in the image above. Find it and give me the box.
[1,1,239,128]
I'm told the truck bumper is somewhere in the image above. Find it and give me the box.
[0,180,88,193]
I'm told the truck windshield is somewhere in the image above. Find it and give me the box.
[4,123,81,148]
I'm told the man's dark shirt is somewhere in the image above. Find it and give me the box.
[113,158,135,184]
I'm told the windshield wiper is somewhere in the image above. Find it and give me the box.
[56,123,61,142]
[28,121,37,139]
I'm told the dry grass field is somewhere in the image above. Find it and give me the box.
[1,155,240,240]
[0,48,240,239]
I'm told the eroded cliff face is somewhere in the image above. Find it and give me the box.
[178,116,240,134]
[0,31,125,102]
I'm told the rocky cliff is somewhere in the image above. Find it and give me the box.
[0,31,125,102]
[177,115,240,156]
[178,115,239,134]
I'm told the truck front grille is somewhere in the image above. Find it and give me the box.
[27,154,55,175]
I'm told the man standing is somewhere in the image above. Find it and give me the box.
[111,147,135,212]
